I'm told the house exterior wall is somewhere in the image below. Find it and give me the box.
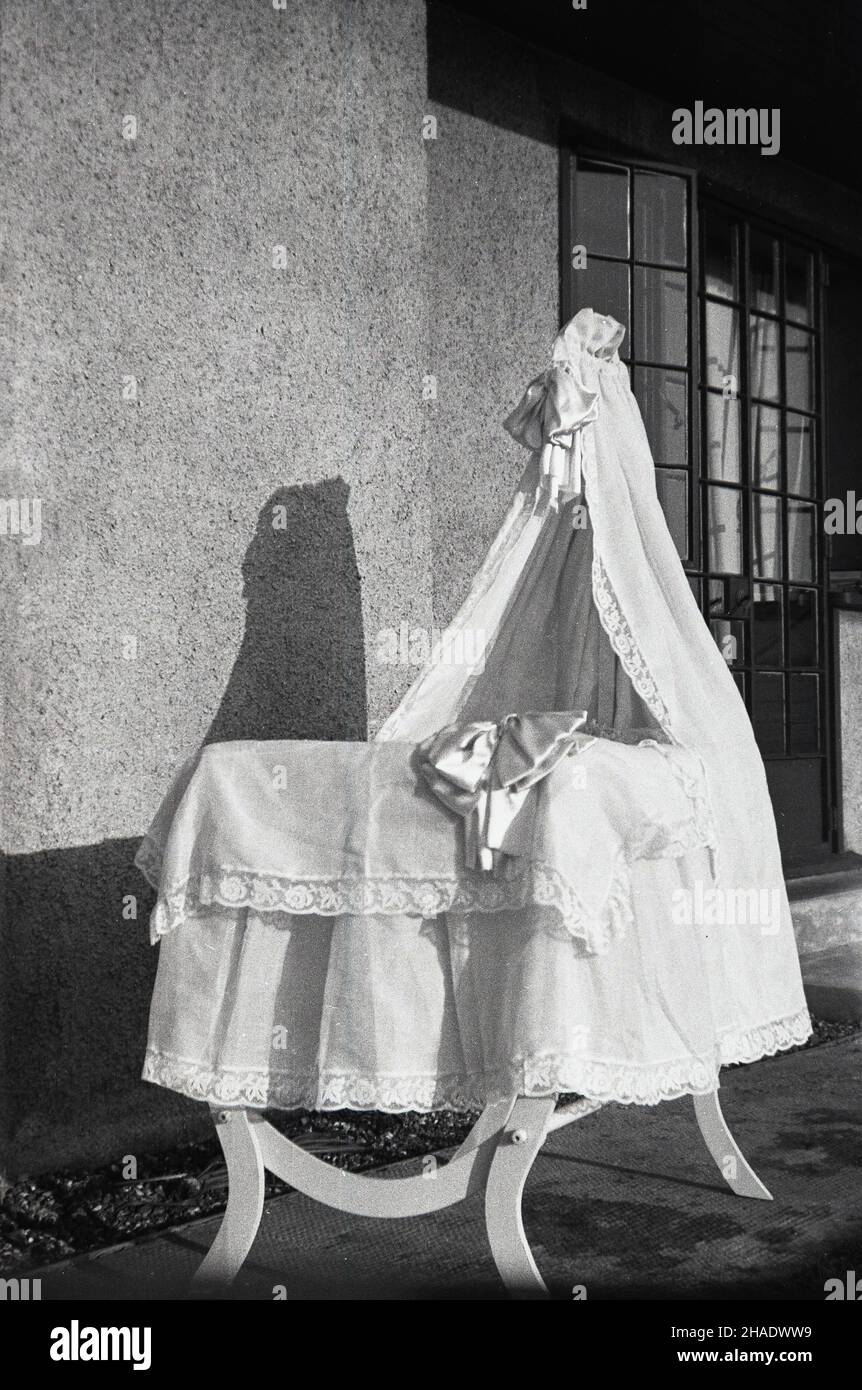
[837,610,862,854]
[0,0,560,1176]
[1,0,860,1174]
[1,0,438,1175]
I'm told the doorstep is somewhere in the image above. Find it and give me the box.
[788,867,862,1023]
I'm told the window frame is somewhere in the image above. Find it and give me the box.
[561,144,837,861]
[561,148,701,569]
[698,203,833,860]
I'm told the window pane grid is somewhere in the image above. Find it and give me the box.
[697,207,824,770]
[570,157,694,561]
[566,159,832,844]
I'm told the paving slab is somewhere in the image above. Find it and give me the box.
[38,1035,862,1300]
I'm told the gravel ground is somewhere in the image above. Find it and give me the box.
[1,1015,858,1278]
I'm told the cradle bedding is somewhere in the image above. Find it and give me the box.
[136,734,715,950]
[136,733,738,1109]
[137,307,811,1113]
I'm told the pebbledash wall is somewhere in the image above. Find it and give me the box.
[1,0,861,1176]
[0,0,557,1177]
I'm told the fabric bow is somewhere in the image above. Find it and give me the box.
[417,711,590,872]
[503,363,599,509]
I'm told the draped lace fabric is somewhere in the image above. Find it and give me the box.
[139,307,811,1113]
[137,737,715,951]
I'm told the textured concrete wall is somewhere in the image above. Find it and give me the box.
[1,0,437,1175]
[424,28,558,623]
[838,611,862,854]
[0,0,559,1176]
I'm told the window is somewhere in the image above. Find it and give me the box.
[564,157,696,563]
[563,150,832,859]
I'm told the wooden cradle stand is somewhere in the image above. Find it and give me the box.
[193,1089,771,1297]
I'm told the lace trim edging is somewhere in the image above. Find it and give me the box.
[591,555,724,886]
[137,842,638,955]
[591,554,673,734]
[142,1009,812,1112]
[137,781,716,951]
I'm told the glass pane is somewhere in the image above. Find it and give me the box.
[786,413,815,496]
[654,468,688,558]
[749,231,780,314]
[633,171,686,268]
[751,404,781,490]
[703,206,738,300]
[789,673,820,754]
[753,584,783,665]
[785,245,813,326]
[754,672,785,755]
[727,577,750,616]
[576,258,630,350]
[687,574,702,607]
[753,493,783,579]
[635,367,688,467]
[749,315,780,401]
[788,587,818,666]
[787,500,816,583]
[708,579,726,615]
[710,618,745,665]
[576,162,630,260]
[707,485,742,574]
[734,671,747,703]
[786,327,814,412]
[705,391,740,482]
[704,301,740,391]
[634,267,687,365]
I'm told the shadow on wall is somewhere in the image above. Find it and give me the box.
[1,841,191,1178]
[206,478,367,744]
[1,477,368,1177]
[427,2,556,146]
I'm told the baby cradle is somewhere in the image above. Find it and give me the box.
[136,309,811,1296]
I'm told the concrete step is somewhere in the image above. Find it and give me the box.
[788,867,862,1021]
[799,942,862,1023]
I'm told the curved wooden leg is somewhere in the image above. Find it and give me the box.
[256,1100,511,1218]
[484,1096,556,1298]
[193,1108,266,1289]
[693,1091,772,1201]
[193,1096,554,1294]
[451,1097,516,1157]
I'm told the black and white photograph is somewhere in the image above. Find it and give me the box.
[1,0,861,1357]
